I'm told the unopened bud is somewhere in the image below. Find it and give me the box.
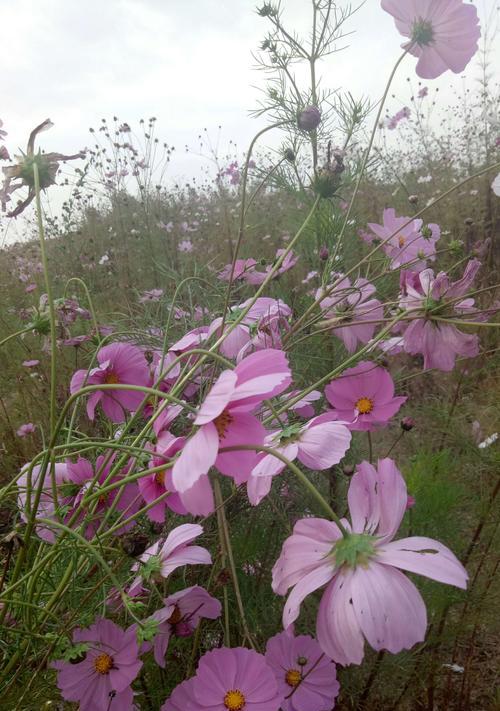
[342,464,355,477]
[401,416,415,432]
[284,148,295,163]
[297,106,321,132]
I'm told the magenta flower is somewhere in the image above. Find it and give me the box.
[367,208,439,270]
[316,276,383,353]
[139,434,187,522]
[247,414,351,505]
[191,647,282,710]
[400,259,482,371]
[140,431,215,520]
[172,349,291,492]
[65,454,141,538]
[149,586,221,667]
[133,523,211,582]
[70,342,150,422]
[17,455,140,543]
[272,458,468,665]
[382,0,481,80]
[53,618,142,711]
[325,361,407,431]
[265,628,340,711]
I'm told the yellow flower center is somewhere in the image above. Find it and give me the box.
[104,371,120,384]
[356,397,374,414]
[154,469,166,486]
[224,689,246,710]
[93,652,113,675]
[285,668,302,687]
[214,410,234,440]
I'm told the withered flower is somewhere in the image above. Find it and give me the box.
[1,119,84,217]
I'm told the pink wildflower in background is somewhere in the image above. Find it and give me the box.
[218,258,258,282]
[316,276,383,353]
[178,240,193,252]
[265,628,340,711]
[22,359,40,368]
[367,208,439,270]
[172,349,291,491]
[17,462,70,543]
[325,361,407,431]
[272,458,468,665]
[149,586,221,667]
[139,288,164,303]
[53,618,142,711]
[16,422,36,437]
[382,0,481,79]
[70,342,150,422]
[208,297,289,358]
[400,259,482,370]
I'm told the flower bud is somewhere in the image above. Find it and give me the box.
[319,246,329,260]
[297,106,321,132]
[284,148,296,163]
[401,416,415,432]
[408,194,419,204]
[342,464,355,477]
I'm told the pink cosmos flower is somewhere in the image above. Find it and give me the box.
[53,618,142,711]
[149,586,221,667]
[316,276,383,353]
[16,422,36,437]
[382,0,481,80]
[178,240,194,253]
[245,249,299,284]
[70,342,150,422]
[400,259,482,371]
[208,297,291,359]
[272,458,468,666]
[17,462,69,543]
[218,258,258,282]
[367,208,439,270]
[133,523,211,582]
[191,647,282,710]
[247,414,351,505]
[172,349,291,492]
[65,454,141,538]
[140,431,214,520]
[22,359,40,367]
[161,679,198,711]
[139,288,164,303]
[265,628,340,711]
[325,361,407,431]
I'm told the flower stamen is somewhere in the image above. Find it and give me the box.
[224,689,246,710]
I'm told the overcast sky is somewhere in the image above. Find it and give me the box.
[1,0,499,240]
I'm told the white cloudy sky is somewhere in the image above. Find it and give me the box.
[1,0,499,236]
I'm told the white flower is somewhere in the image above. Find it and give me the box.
[492,173,500,197]
[99,254,110,265]
[478,433,498,450]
